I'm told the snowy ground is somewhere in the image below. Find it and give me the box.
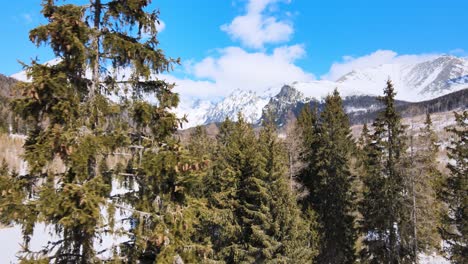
[0,179,133,263]
[419,253,450,264]
[0,224,450,263]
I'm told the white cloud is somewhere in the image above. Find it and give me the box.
[272,44,305,62]
[160,44,313,127]
[159,44,312,99]
[187,45,313,96]
[322,50,440,81]
[159,73,220,99]
[221,0,293,49]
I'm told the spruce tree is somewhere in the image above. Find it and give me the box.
[203,116,265,262]
[296,104,320,205]
[409,113,443,256]
[204,115,318,263]
[320,90,357,263]
[300,90,357,263]
[258,117,318,263]
[359,80,413,263]
[438,111,467,263]
[0,0,193,262]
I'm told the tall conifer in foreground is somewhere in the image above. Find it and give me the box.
[313,90,357,263]
[0,0,193,262]
[297,90,357,263]
[208,116,274,262]
[438,111,467,263]
[359,80,413,263]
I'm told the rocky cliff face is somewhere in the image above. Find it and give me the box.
[262,85,308,126]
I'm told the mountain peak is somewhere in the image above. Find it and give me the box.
[277,84,304,102]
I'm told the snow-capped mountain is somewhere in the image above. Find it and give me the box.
[205,89,270,124]
[10,55,468,129]
[177,55,468,128]
[262,84,308,126]
[336,55,468,100]
[174,98,214,128]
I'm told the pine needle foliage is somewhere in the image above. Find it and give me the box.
[296,90,357,263]
[202,115,318,263]
[438,111,467,263]
[0,0,193,263]
[359,80,414,263]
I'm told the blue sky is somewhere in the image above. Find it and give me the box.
[1,0,467,97]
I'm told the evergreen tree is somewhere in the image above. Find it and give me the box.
[438,111,467,263]
[258,117,318,263]
[204,116,318,263]
[205,116,267,262]
[359,80,413,263]
[355,123,371,254]
[299,90,357,263]
[200,118,240,262]
[296,104,320,205]
[319,90,357,263]
[0,0,198,262]
[358,123,371,149]
[408,113,443,256]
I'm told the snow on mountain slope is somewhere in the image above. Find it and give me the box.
[179,55,468,127]
[292,80,369,100]
[204,89,271,124]
[335,55,468,100]
[175,98,213,129]
[10,55,468,128]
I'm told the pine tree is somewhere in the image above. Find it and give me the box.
[203,116,264,262]
[1,0,191,262]
[359,80,413,263]
[408,113,443,257]
[300,90,357,263]
[258,117,318,263]
[296,104,320,205]
[438,111,467,263]
[204,115,318,263]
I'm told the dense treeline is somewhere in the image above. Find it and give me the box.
[0,1,466,263]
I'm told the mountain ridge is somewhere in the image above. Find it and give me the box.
[8,55,468,129]
[175,55,468,128]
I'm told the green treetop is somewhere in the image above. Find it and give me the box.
[359,80,413,263]
[312,89,357,263]
[2,0,184,263]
